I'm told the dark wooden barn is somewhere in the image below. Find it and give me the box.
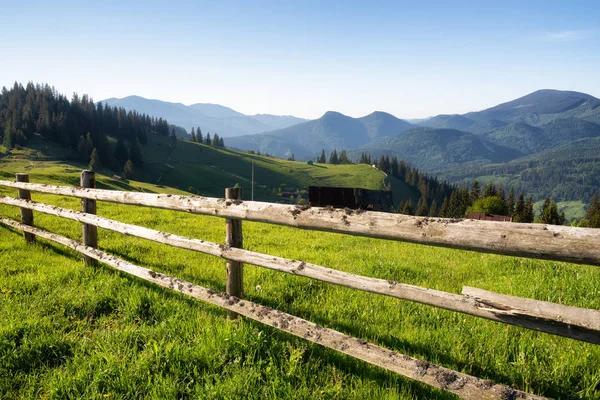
[308,186,394,212]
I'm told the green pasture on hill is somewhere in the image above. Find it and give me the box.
[0,168,599,399]
[0,134,419,207]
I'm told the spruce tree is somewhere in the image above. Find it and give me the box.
[3,120,15,149]
[328,149,339,165]
[123,159,134,179]
[497,185,506,201]
[318,149,326,163]
[585,193,600,228]
[77,135,88,161]
[339,150,349,164]
[113,138,128,167]
[439,196,449,218]
[524,196,535,223]
[513,193,525,222]
[89,148,101,171]
[402,199,414,215]
[507,188,515,216]
[129,138,144,167]
[212,133,220,146]
[539,198,565,225]
[190,127,196,142]
[483,183,497,198]
[416,197,429,216]
[429,200,438,217]
[205,133,211,145]
[219,137,224,147]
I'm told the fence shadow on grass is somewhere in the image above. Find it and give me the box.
[247,293,585,400]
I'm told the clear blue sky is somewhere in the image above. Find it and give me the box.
[1,0,599,119]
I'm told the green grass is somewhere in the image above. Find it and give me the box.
[1,168,599,399]
[139,134,418,205]
[1,134,419,207]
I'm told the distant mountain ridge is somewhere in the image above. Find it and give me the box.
[227,111,414,158]
[104,89,600,201]
[100,96,308,137]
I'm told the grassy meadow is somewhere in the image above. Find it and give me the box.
[0,164,599,399]
[0,134,420,208]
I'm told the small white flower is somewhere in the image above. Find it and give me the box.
[255,285,262,291]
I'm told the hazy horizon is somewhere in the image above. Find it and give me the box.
[2,0,599,119]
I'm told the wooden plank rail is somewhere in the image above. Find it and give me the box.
[1,196,598,345]
[1,180,600,266]
[0,217,547,400]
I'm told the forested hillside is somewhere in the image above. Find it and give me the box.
[0,82,427,207]
[0,82,181,174]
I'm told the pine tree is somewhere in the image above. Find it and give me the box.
[402,200,414,215]
[483,183,497,198]
[3,120,15,149]
[396,201,404,214]
[339,150,349,164]
[439,196,449,218]
[212,133,220,146]
[190,127,196,142]
[539,197,565,225]
[416,197,429,216]
[318,149,326,163]
[205,133,211,145]
[113,138,128,167]
[219,137,224,148]
[513,193,525,222]
[129,138,144,167]
[507,188,515,216]
[497,185,506,201]
[89,148,101,171]
[585,193,600,228]
[524,196,535,223]
[123,159,135,179]
[429,200,438,217]
[328,149,339,165]
[77,135,88,162]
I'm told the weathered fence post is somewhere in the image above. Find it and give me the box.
[225,187,243,319]
[15,173,35,243]
[81,170,98,266]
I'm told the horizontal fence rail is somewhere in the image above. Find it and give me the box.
[1,180,600,266]
[2,173,599,399]
[0,217,546,400]
[1,195,598,345]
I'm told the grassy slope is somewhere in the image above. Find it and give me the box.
[0,169,599,399]
[139,134,418,205]
[0,133,417,206]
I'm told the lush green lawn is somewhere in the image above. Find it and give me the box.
[1,169,599,399]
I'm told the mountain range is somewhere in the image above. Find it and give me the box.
[102,89,600,201]
[100,96,308,137]
[227,111,413,159]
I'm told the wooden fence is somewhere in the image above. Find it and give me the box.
[1,171,599,400]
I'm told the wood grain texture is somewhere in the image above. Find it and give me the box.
[0,217,548,400]
[1,180,599,266]
[1,196,598,344]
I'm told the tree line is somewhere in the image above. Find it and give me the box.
[188,127,225,148]
[316,148,351,165]
[0,82,183,178]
